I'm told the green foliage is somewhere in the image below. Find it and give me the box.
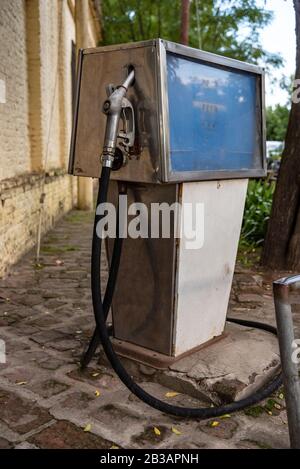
[101,0,179,45]
[241,180,275,246]
[244,405,265,417]
[279,73,295,100]
[101,0,282,67]
[188,0,281,67]
[237,238,260,267]
[266,104,289,141]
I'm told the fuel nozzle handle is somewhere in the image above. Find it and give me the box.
[101,69,135,168]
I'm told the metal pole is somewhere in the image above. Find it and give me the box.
[273,276,300,448]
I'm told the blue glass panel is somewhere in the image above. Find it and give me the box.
[167,53,260,173]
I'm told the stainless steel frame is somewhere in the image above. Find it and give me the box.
[157,39,266,182]
[273,275,300,449]
[68,48,84,175]
[68,39,266,183]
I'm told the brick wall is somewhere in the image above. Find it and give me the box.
[0,0,99,277]
[0,171,76,276]
[0,0,30,180]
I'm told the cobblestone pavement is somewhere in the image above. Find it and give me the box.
[0,210,295,449]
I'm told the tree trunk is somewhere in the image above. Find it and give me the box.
[262,0,300,270]
[180,0,190,45]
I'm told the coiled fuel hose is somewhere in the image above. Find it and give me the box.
[84,166,282,418]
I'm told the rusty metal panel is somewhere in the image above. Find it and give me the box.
[107,181,177,355]
[70,43,161,183]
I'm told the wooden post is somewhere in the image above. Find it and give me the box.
[262,0,300,269]
[180,0,190,45]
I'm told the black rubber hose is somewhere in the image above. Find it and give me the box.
[81,182,125,368]
[91,171,282,418]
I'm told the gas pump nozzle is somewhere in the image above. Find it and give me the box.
[101,69,135,169]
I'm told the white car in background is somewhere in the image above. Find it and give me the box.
[266,141,284,175]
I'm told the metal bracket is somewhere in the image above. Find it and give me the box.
[119,96,135,150]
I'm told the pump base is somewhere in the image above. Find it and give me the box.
[112,333,227,370]
[106,322,280,403]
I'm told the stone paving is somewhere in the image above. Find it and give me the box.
[0,209,296,449]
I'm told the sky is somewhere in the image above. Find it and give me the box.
[260,0,296,107]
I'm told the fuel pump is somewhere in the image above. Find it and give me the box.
[69,40,282,417]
